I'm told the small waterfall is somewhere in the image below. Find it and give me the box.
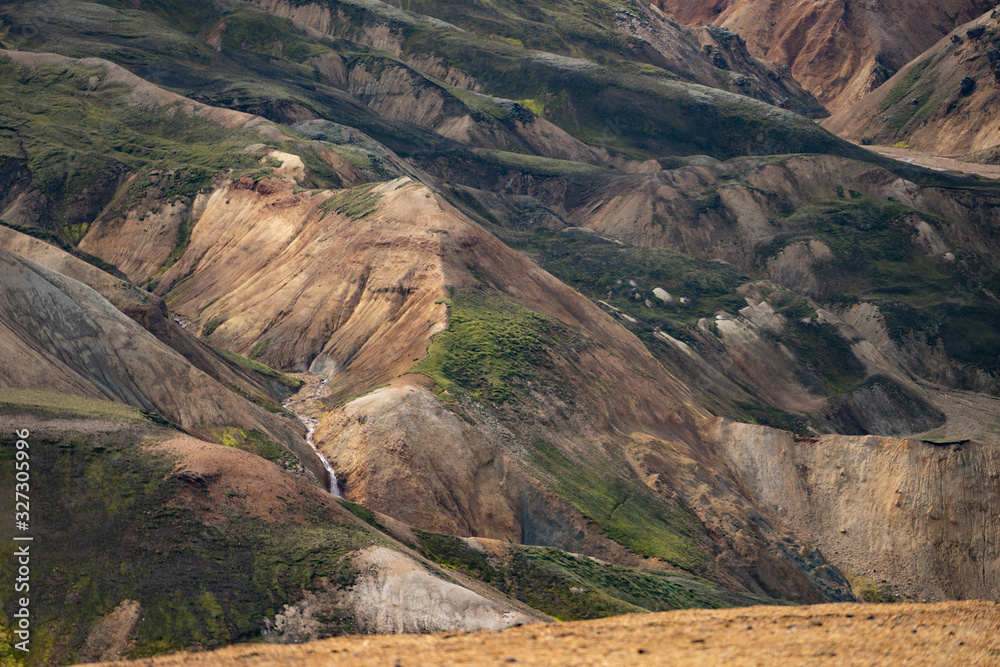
[283,377,341,496]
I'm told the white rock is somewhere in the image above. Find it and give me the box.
[652,287,673,303]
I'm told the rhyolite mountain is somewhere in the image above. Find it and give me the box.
[648,0,995,110]
[824,8,1000,161]
[0,0,999,663]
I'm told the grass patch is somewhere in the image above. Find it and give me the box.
[320,182,381,220]
[879,58,934,112]
[500,228,748,330]
[216,426,301,471]
[0,389,163,424]
[770,293,866,395]
[0,429,379,660]
[409,289,584,404]
[415,530,780,621]
[202,318,224,337]
[249,339,270,359]
[338,499,389,534]
[221,8,333,63]
[215,348,303,390]
[739,404,809,434]
[527,437,710,572]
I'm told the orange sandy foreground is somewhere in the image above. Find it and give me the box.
[90,601,1000,666]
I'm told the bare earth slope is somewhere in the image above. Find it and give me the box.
[648,0,995,110]
[824,10,1000,159]
[4,3,1000,658]
[28,51,1000,607]
[0,245,325,482]
[90,601,1000,667]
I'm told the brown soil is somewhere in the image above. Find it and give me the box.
[822,12,1000,157]
[90,601,1000,666]
[648,0,994,111]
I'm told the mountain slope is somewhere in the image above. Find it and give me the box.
[2,0,1000,660]
[0,406,547,662]
[0,0,849,162]
[824,9,1000,160]
[648,0,996,110]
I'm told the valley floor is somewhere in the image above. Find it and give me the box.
[858,144,1000,180]
[90,601,1000,666]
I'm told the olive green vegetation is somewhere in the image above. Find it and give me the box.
[408,288,710,571]
[0,51,343,246]
[0,428,378,662]
[96,0,225,37]
[201,318,224,337]
[0,0,867,171]
[338,499,387,531]
[215,348,304,390]
[0,56,256,238]
[528,437,710,572]
[409,290,586,404]
[763,195,1000,377]
[414,530,780,622]
[216,426,302,472]
[501,228,749,331]
[249,338,271,359]
[320,181,382,219]
[220,8,335,63]
[768,293,867,396]
[0,389,165,425]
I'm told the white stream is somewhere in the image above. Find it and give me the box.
[283,378,341,496]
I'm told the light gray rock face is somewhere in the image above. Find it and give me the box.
[265,547,542,642]
[706,418,1000,602]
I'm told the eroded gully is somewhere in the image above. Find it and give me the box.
[283,374,341,496]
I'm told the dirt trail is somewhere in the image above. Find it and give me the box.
[91,601,1000,666]
[862,144,1000,180]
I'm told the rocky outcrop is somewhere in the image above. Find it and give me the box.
[706,418,1000,601]
[338,546,540,634]
[79,601,142,663]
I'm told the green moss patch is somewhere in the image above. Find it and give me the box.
[0,429,378,661]
[409,290,584,404]
[415,530,781,621]
[0,389,162,424]
[320,182,381,220]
